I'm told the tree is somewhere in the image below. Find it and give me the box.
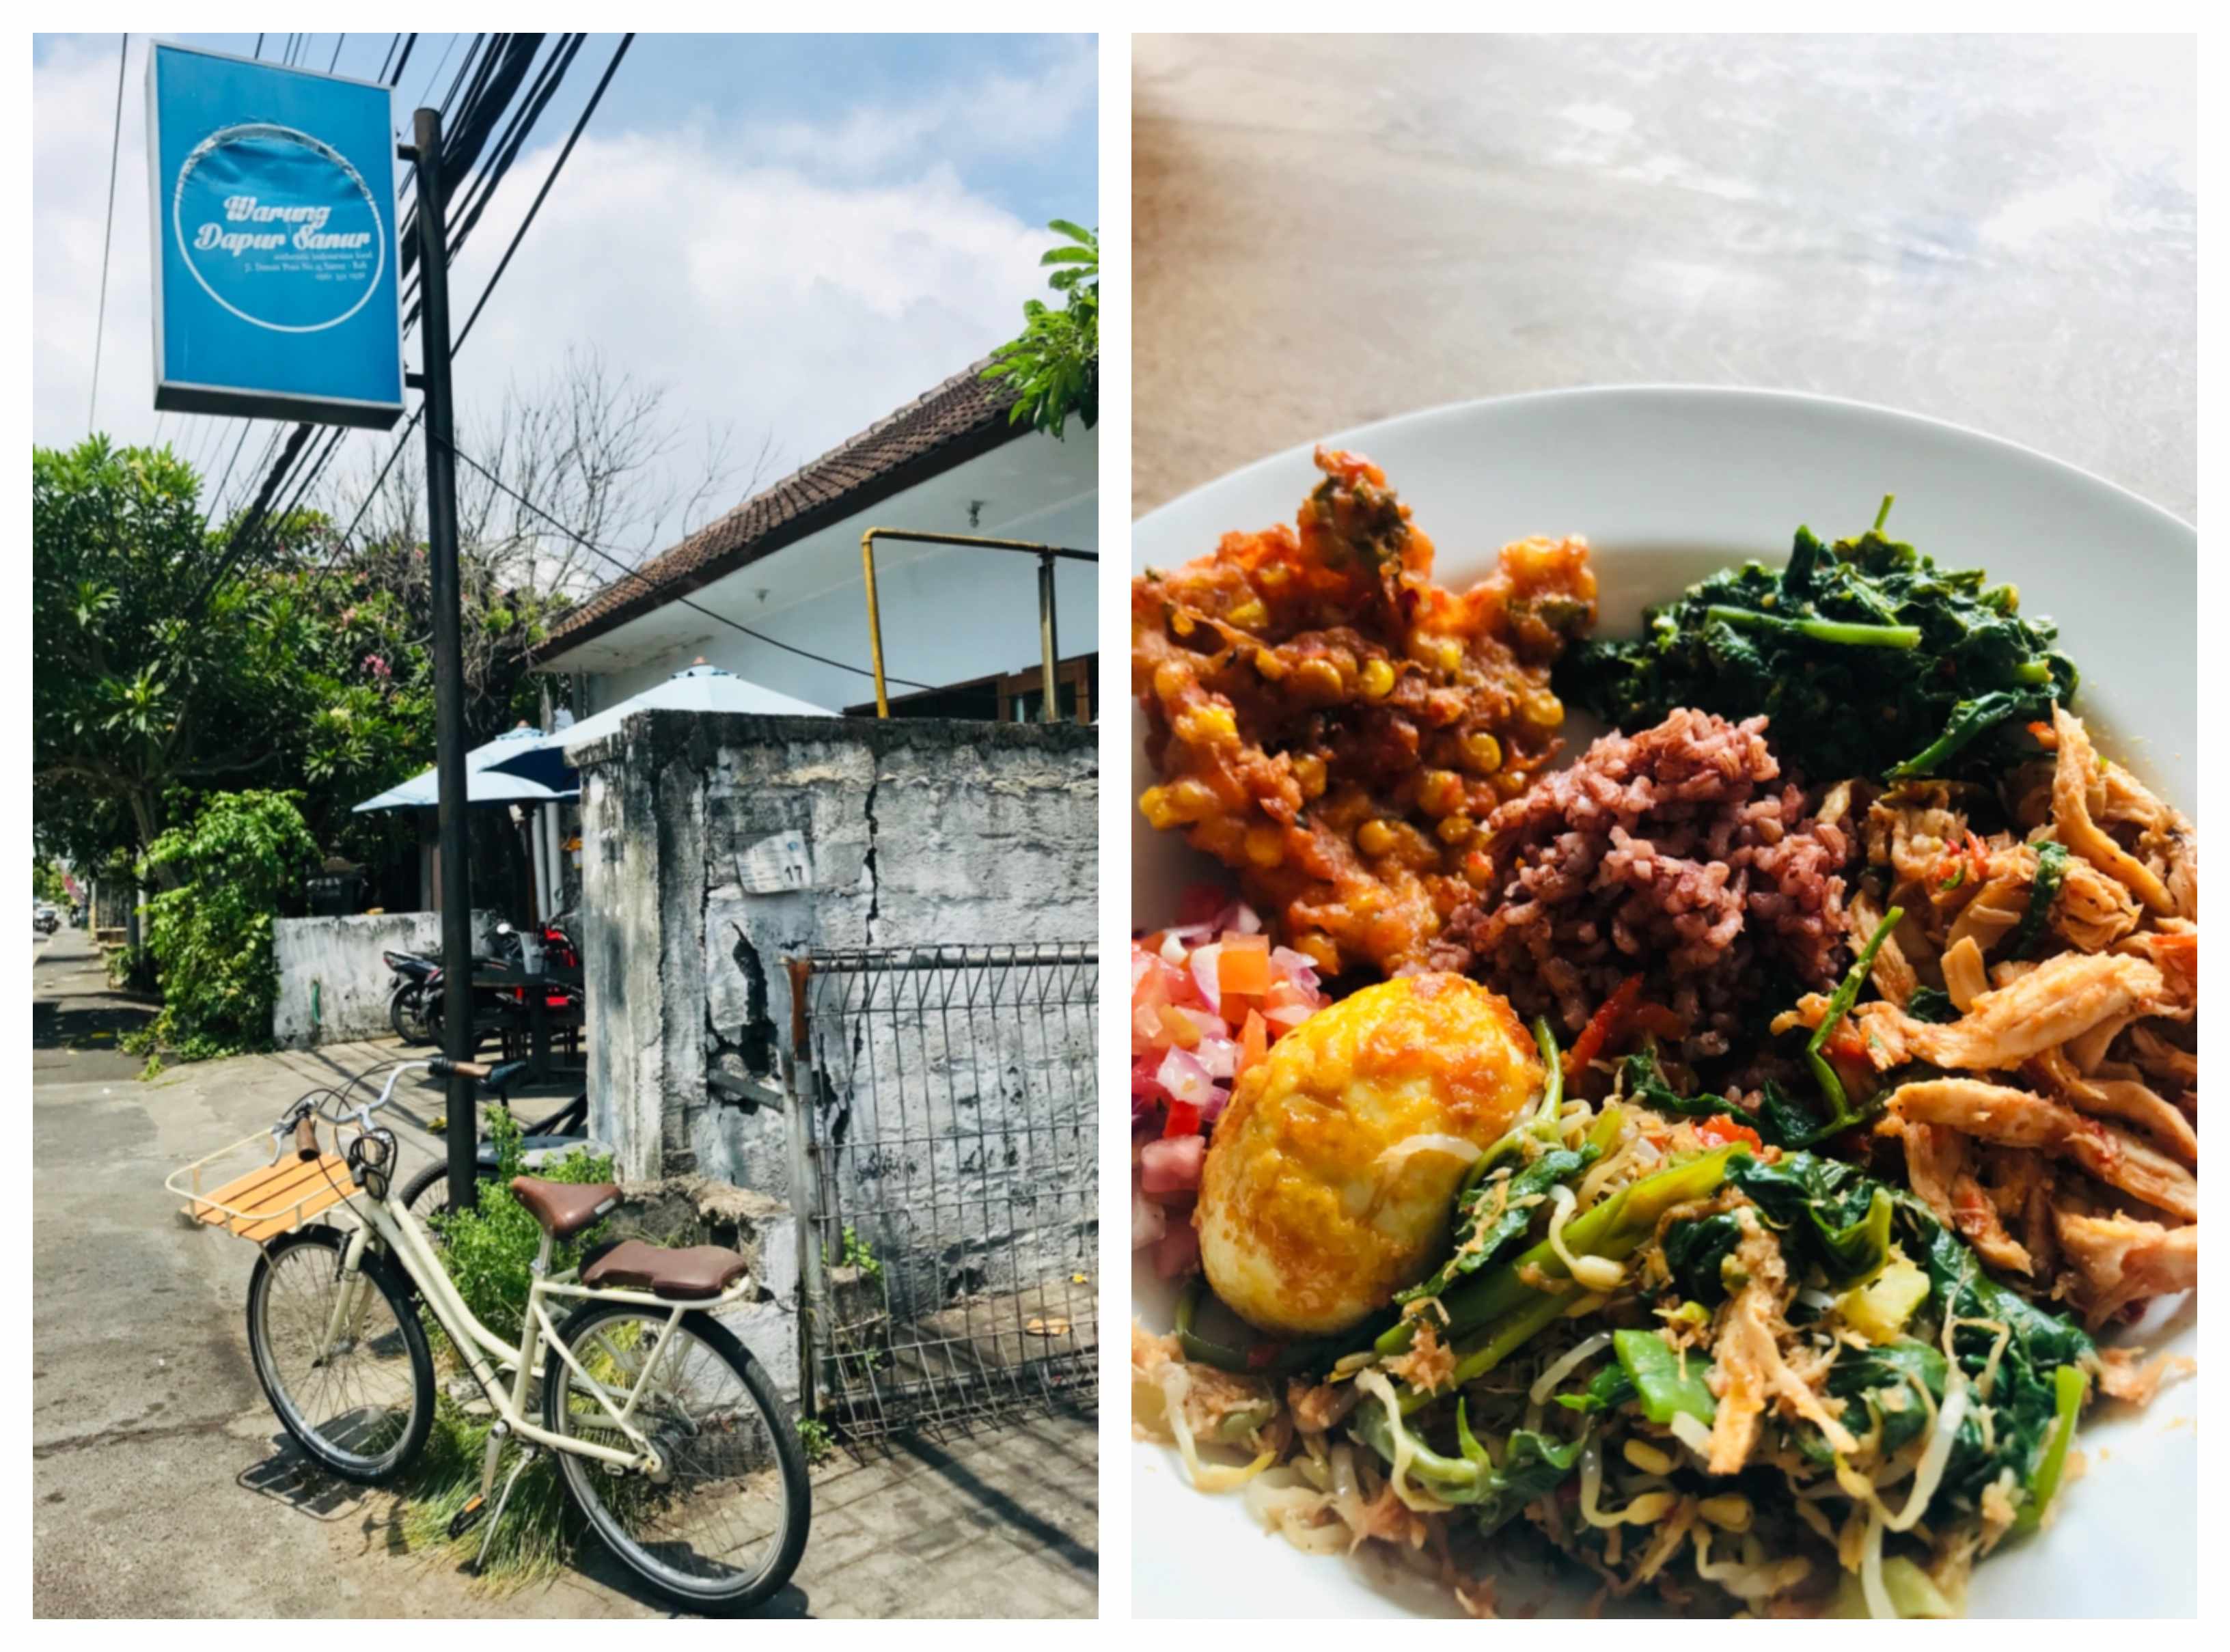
[32,859,70,904]
[33,439,314,881]
[982,220,1099,439]
[328,347,758,745]
[31,438,431,883]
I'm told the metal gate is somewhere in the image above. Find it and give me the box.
[784,942,1097,1441]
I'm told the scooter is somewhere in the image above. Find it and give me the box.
[382,948,439,1045]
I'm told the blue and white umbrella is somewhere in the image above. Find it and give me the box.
[480,661,834,793]
[350,724,580,813]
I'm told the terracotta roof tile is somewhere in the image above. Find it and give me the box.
[536,353,1024,659]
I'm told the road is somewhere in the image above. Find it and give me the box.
[31,926,1097,1618]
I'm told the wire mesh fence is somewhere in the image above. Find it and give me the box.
[788,942,1097,1442]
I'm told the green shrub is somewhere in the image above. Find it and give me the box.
[797,1416,834,1465]
[138,789,319,1060]
[430,1106,615,1348]
[402,1107,620,1585]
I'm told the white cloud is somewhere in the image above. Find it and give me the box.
[32,36,1071,546]
[750,40,1097,180]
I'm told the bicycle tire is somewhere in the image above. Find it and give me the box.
[396,1160,470,1232]
[246,1226,435,1485]
[542,1297,810,1613]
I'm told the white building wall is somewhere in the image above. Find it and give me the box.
[556,425,1099,719]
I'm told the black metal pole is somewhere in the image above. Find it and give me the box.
[413,107,478,1213]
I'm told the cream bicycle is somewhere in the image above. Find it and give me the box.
[173,1056,809,1612]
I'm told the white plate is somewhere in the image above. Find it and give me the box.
[1129,386,2198,1619]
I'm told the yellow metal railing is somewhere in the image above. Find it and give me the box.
[857,528,1099,721]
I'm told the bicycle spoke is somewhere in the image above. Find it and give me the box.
[551,1310,795,1597]
[254,1239,422,1475]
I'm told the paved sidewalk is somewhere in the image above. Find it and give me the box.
[32,928,1098,1617]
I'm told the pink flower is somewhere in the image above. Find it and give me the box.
[365,653,391,680]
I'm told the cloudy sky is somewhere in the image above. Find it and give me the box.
[31,31,1097,548]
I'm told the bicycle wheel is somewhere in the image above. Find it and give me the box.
[542,1299,810,1612]
[246,1226,434,1485]
[396,1161,458,1233]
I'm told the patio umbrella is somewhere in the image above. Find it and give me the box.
[481,661,834,793]
[350,724,581,813]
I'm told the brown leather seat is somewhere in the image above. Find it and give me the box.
[583,1239,750,1301]
[510,1176,620,1239]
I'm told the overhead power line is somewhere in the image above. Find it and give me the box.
[329,33,635,558]
[413,32,460,115]
[456,34,629,348]
[451,444,935,691]
[87,33,126,432]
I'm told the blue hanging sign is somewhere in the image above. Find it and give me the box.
[147,41,404,429]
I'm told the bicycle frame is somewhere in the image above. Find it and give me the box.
[302,1062,754,1485]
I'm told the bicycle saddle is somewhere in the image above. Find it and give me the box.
[583,1239,750,1302]
[510,1176,618,1238]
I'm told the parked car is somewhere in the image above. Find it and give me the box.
[34,903,59,935]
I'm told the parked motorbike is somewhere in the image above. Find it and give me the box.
[384,913,583,1049]
[382,949,439,1045]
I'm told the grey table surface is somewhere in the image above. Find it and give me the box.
[1133,33,2196,523]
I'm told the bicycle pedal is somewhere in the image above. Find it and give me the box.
[448,1493,487,1539]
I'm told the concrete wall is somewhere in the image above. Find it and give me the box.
[571,711,1097,1188]
[271,909,500,1048]
[570,710,1095,1399]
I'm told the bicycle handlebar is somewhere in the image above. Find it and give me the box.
[294,1114,320,1161]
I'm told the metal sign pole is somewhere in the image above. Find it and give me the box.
[409,107,478,1213]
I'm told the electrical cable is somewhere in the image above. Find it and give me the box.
[454,35,630,350]
[87,32,126,432]
[329,34,631,560]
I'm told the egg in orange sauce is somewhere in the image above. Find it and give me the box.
[1197,972,1544,1337]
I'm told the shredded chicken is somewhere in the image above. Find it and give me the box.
[2094,1346,2199,1406]
[1384,1318,1456,1394]
[1856,952,2166,1072]
[1940,935,1989,1014]
[1705,1213,1856,1474]
[2028,1048,2197,1165]
[2052,708,2174,914]
[1889,1077,2197,1223]
[2051,1211,2199,1326]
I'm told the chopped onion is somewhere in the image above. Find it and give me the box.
[1194,1032,1241,1081]
[1189,943,1225,1011]
[1529,1330,1614,1406]
[1140,1133,1207,1196]
[1131,1178,1167,1250]
[1373,1133,1483,1173]
[1153,1220,1200,1278]
[1219,900,1265,936]
[1156,1046,1215,1106]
